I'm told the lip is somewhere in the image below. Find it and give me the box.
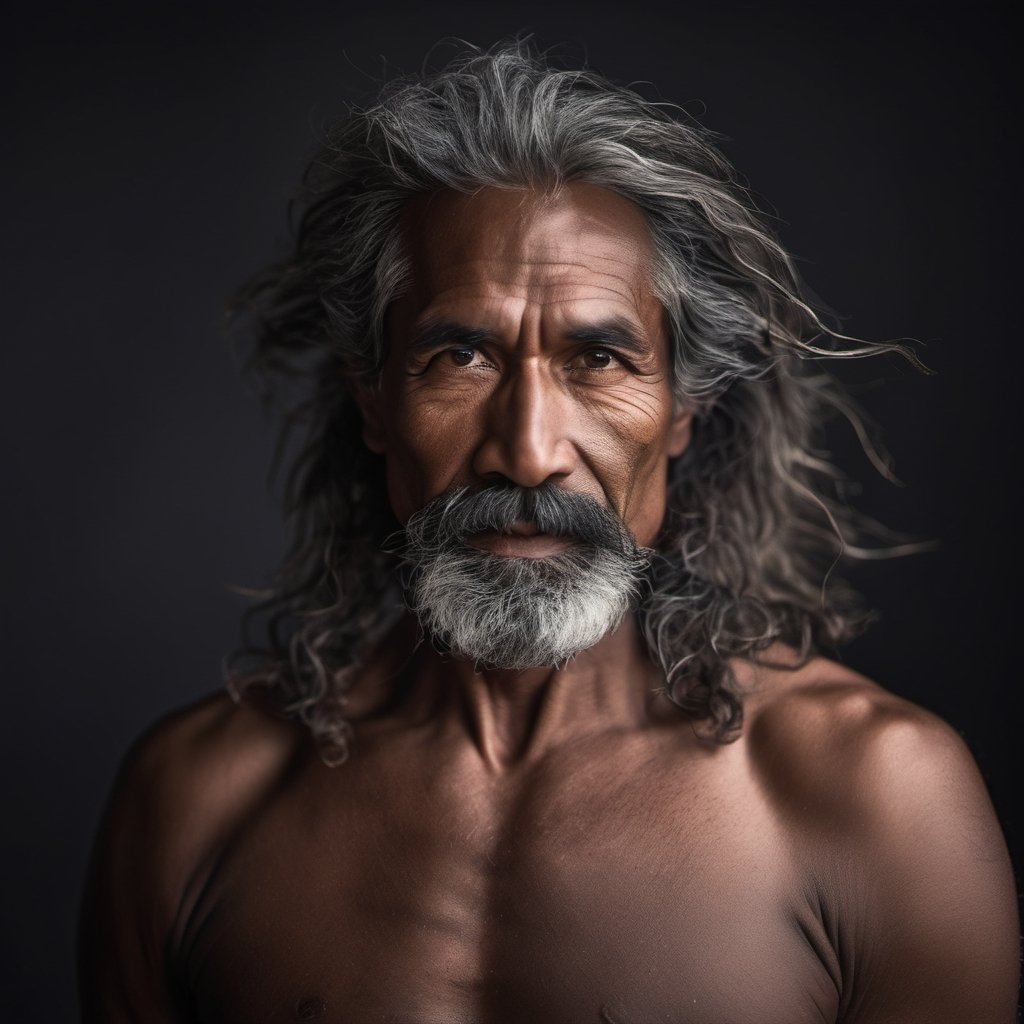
[465,524,573,558]
[505,520,541,537]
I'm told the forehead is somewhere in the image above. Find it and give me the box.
[396,182,663,329]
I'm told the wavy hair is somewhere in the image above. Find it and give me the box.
[227,41,920,764]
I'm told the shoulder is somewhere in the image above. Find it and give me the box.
[737,651,1019,1021]
[79,691,306,1020]
[738,652,996,842]
[99,690,305,899]
[121,688,304,802]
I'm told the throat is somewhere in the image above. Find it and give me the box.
[411,617,658,771]
[459,665,565,768]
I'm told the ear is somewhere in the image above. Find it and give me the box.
[348,376,388,455]
[665,406,694,458]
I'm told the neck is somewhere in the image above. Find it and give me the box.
[391,613,664,770]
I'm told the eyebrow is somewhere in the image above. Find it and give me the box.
[409,316,653,357]
[564,317,652,358]
[409,319,497,354]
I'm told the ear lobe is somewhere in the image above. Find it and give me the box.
[349,377,388,455]
[665,407,694,458]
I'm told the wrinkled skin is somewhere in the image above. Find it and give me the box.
[80,185,1019,1023]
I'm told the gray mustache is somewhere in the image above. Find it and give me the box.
[404,484,637,555]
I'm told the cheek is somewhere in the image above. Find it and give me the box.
[597,445,672,548]
[581,386,675,545]
[626,458,671,546]
[382,386,486,523]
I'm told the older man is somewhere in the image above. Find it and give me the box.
[80,45,1018,1023]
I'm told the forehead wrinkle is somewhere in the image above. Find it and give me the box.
[414,279,653,320]
[414,231,656,290]
[436,250,652,268]
[425,256,649,290]
[418,274,658,333]
[401,183,666,351]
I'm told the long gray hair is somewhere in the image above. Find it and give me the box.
[228,41,918,764]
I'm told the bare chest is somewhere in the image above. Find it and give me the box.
[176,745,840,1024]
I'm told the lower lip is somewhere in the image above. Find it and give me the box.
[466,531,574,558]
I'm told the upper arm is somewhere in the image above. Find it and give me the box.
[834,708,1019,1022]
[79,717,196,1022]
[750,669,1018,1024]
[78,693,300,1022]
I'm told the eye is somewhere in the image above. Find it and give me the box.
[572,348,623,371]
[448,347,479,367]
[432,346,496,372]
[583,349,614,368]
[405,342,495,379]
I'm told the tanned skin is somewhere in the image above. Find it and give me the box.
[80,184,1020,1023]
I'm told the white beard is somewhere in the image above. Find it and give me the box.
[410,544,648,669]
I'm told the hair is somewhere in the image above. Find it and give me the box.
[227,40,921,765]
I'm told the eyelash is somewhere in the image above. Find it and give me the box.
[434,346,628,372]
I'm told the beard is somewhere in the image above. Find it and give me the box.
[398,484,651,669]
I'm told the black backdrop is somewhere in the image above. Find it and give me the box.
[4,2,1021,1017]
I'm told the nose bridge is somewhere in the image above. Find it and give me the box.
[477,356,574,486]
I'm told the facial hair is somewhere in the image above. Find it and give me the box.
[398,484,651,670]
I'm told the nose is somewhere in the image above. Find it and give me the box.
[471,359,577,487]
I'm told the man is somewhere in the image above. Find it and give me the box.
[80,44,1019,1022]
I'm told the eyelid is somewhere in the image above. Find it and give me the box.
[412,340,487,361]
[415,341,636,374]
[438,344,496,369]
[451,345,633,371]
[569,345,632,370]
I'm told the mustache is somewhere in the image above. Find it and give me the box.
[398,483,639,555]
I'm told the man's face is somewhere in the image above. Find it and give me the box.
[359,181,692,550]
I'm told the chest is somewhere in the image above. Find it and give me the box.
[177,751,841,1023]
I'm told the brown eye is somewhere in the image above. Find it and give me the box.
[449,348,477,366]
[582,349,615,369]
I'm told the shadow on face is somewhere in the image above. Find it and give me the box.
[354,182,693,550]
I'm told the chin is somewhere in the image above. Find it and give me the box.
[411,544,646,669]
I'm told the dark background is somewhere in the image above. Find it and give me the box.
[4,1,1020,1017]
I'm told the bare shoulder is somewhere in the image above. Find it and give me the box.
[739,652,997,841]
[98,690,305,892]
[80,691,306,1021]
[120,688,304,805]
[737,651,1019,1022]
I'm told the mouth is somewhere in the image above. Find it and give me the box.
[465,521,575,558]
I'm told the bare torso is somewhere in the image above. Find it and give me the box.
[183,706,836,1022]
[80,627,1020,1023]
